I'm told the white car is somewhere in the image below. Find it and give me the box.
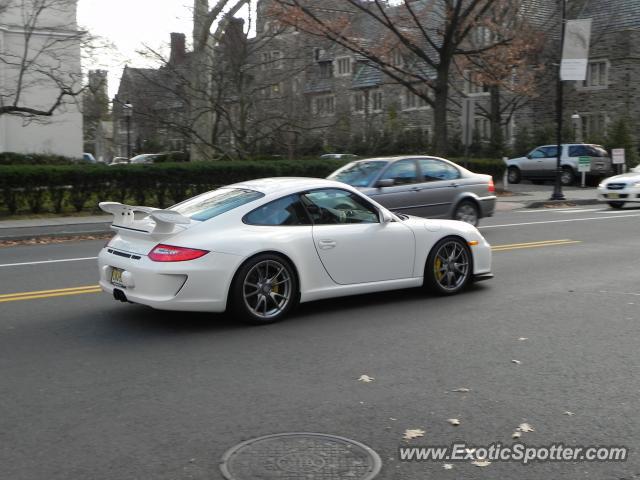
[597,165,640,209]
[98,178,493,323]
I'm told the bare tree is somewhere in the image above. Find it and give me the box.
[0,0,86,118]
[272,0,535,154]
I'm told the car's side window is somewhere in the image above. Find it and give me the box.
[542,146,559,158]
[529,149,546,159]
[418,159,461,181]
[301,189,379,225]
[244,194,311,226]
[569,145,588,157]
[379,160,418,185]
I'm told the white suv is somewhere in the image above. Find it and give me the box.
[505,144,613,186]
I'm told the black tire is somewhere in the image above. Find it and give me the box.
[424,237,473,295]
[608,201,625,209]
[560,167,575,186]
[230,253,298,324]
[507,167,521,184]
[453,200,479,226]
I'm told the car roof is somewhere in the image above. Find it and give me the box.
[346,155,454,164]
[227,177,351,196]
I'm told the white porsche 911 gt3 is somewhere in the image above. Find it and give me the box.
[98,178,493,323]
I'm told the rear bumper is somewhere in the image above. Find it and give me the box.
[478,196,497,218]
[97,247,244,312]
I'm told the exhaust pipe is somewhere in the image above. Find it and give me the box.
[113,289,128,302]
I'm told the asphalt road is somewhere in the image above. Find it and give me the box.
[1,205,640,480]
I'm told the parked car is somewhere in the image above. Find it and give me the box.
[109,157,129,166]
[597,164,640,209]
[82,153,97,164]
[505,144,613,186]
[98,178,492,324]
[320,153,359,160]
[327,156,496,226]
[129,153,164,165]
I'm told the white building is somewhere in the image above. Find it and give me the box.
[0,0,83,158]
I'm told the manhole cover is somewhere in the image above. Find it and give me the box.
[220,432,382,480]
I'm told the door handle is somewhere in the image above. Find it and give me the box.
[450,182,459,187]
[318,240,337,250]
[410,187,421,192]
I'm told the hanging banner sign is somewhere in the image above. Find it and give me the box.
[560,19,592,81]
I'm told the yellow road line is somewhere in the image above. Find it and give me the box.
[0,286,102,303]
[493,240,581,252]
[0,284,100,299]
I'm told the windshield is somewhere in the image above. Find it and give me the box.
[171,188,265,221]
[328,161,388,187]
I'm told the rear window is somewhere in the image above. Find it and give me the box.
[328,161,388,187]
[171,188,264,221]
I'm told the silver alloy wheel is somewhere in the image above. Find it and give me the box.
[433,240,470,292]
[454,202,479,225]
[507,168,520,183]
[243,259,292,320]
[560,169,573,186]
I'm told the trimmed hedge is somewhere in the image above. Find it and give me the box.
[0,152,78,165]
[0,157,505,215]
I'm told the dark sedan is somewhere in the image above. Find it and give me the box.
[327,156,496,226]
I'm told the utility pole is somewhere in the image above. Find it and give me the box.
[551,0,567,201]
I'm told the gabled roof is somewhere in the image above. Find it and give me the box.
[580,0,640,31]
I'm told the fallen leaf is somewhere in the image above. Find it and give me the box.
[403,429,426,440]
[518,337,528,341]
[358,375,374,383]
[512,431,522,439]
[447,418,461,426]
[471,460,491,467]
[389,417,397,421]
[443,464,454,470]
[451,387,471,393]
[518,423,535,433]
[512,359,522,365]
[564,411,575,416]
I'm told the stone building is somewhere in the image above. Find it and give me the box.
[82,69,110,158]
[0,0,83,157]
[112,33,191,158]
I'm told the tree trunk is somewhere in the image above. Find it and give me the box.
[432,67,449,155]
[489,85,504,156]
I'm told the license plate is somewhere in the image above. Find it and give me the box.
[608,193,620,199]
[111,268,125,287]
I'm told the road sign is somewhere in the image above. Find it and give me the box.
[461,98,475,147]
[612,148,625,165]
[578,156,591,172]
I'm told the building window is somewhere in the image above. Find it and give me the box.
[582,61,608,88]
[372,90,383,112]
[391,49,404,67]
[353,92,365,113]
[465,70,489,95]
[261,51,282,70]
[403,89,429,110]
[471,26,492,47]
[319,61,332,79]
[581,113,608,140]
[474,117,490,140]
[313,95,335,116]
[335,57,352,76]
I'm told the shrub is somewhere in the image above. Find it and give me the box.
[0,152,77,165]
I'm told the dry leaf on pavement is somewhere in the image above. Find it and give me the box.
[518,337,528,341]
[403,429,426,440]
[447,418,461,426]
[518,423,535,433]
[443,464,454,470]
[512,359,522,365]
[471,460,492,467]
[564,411,575,416]
[512,431,522,439]
[358,375,374,383]
[451,387,471,393]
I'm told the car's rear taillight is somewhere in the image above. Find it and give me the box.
[488,178,496,193]
[148,244,209,262]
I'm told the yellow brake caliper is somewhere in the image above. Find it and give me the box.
[435,257,444,281]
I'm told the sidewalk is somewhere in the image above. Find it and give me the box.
[0,183,599,241]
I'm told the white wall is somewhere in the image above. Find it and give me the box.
[0,0,83,158]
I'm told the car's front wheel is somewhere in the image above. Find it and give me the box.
[425,237,472,295]
[453,200,479,226]
[230,253,298,324]
[608,201,625,209]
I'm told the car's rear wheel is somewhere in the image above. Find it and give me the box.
[507,167,521,184]
[608,201,625,209]
[425,237,472,295]
[453,200,479,226]
[560,167,575,186]
[231,254,298,324]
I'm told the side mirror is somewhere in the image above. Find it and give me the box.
[376,178,395,188]
[380,210,394,223]
[526,154,532,159]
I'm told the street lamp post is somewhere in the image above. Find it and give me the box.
[123,101,133,159]
[551,0,567,201]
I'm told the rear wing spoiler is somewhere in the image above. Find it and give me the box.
[99,202,191,236]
